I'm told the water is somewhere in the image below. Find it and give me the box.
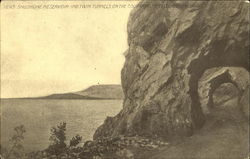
[0,99,122,152]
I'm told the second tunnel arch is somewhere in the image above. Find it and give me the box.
[198,67,249,116]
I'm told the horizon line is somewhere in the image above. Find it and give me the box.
[1,83,122,99]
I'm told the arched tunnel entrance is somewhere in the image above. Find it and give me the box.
[198,67,249,123]
[185,34,249,129]
[203,69,240,111]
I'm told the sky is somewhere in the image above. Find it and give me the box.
[1,1,137,98]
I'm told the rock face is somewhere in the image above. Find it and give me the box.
[240,85,250,119]
[94,0,249,140]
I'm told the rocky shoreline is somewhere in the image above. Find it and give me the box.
[25,136,169,159]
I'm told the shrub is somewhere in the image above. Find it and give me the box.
[5,125,26,159]
[70,134,82,147]
[46,122,67,156]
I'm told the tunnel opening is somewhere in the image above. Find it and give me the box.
[205,70,239,110]
[186,35,249,130]
[212,83,240,110]
[204,81,247,127]
[195,66,249,132]
[198,67,249,115]
[185,38,249,130]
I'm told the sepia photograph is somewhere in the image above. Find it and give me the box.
[1,0,249,158]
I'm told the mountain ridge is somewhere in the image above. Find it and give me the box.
[75,84,124,99]
[2,84,124,100]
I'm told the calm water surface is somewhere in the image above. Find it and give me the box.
[1,99,122,152]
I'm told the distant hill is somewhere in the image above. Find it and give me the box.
[35,84,124,100]
[39,93,101,100]
[75,84,124,99]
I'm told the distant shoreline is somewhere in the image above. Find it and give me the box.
[1,84,124,101]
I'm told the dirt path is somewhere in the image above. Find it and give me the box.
[143,98,249,159]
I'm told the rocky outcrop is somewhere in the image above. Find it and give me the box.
[94,0,249,140]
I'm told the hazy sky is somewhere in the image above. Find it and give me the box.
[1,1,136,98]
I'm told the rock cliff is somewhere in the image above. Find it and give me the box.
[94,0,249,140]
